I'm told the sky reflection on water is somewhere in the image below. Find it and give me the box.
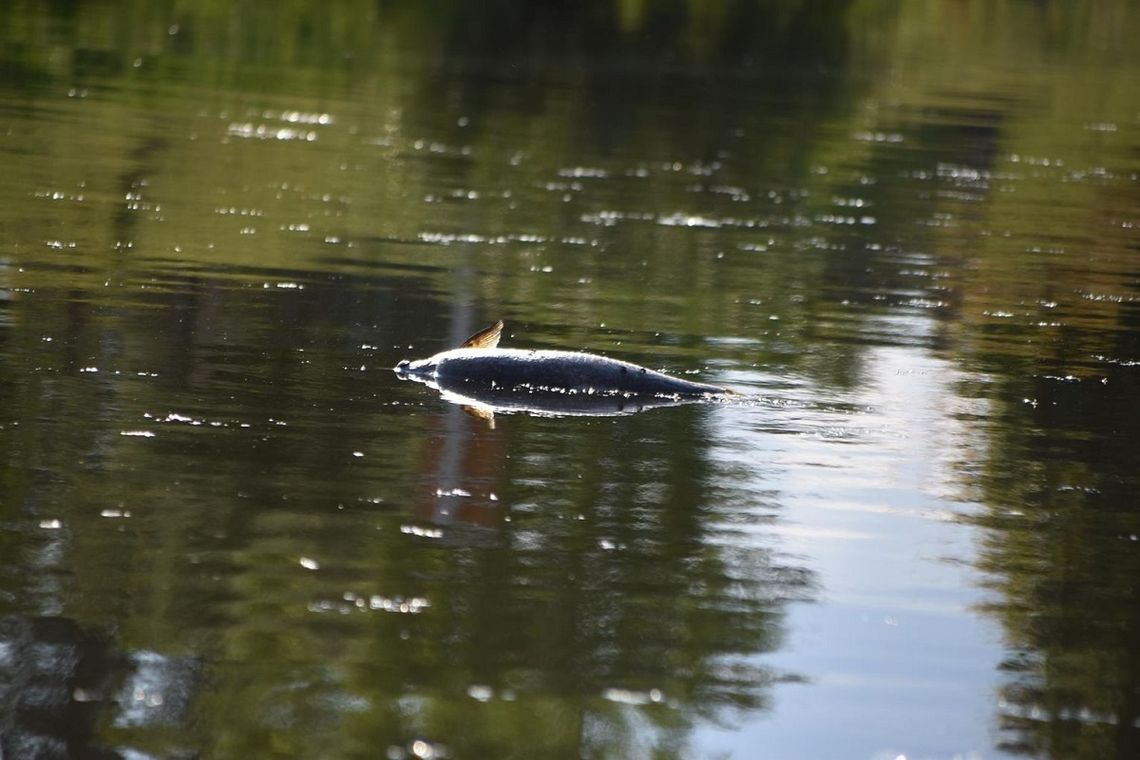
[1,1,1139,758]
[698,347,999,758]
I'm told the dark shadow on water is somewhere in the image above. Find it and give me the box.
[0,616,120,760]
[0,616,202,760]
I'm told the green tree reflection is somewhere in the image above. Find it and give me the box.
[2,0,1139,758]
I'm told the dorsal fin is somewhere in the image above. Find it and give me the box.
[461,320,503,349]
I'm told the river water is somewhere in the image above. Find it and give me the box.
[1,2,1137,758]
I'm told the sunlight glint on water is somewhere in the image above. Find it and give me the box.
[0,2,1138,758]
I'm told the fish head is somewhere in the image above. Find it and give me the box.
[395,322,504,382]
[393,356,437,380]
[394,346,481,382]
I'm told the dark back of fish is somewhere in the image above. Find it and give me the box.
[434,351,724,396]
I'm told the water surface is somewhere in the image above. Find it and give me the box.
[1,2,1138,758]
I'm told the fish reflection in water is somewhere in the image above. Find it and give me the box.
[429,379,715,422]
[395,320,733,421]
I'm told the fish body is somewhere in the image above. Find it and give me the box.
[398,347,727,396]
[395,321,729,398]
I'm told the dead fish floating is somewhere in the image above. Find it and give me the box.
[394,321,733,417]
